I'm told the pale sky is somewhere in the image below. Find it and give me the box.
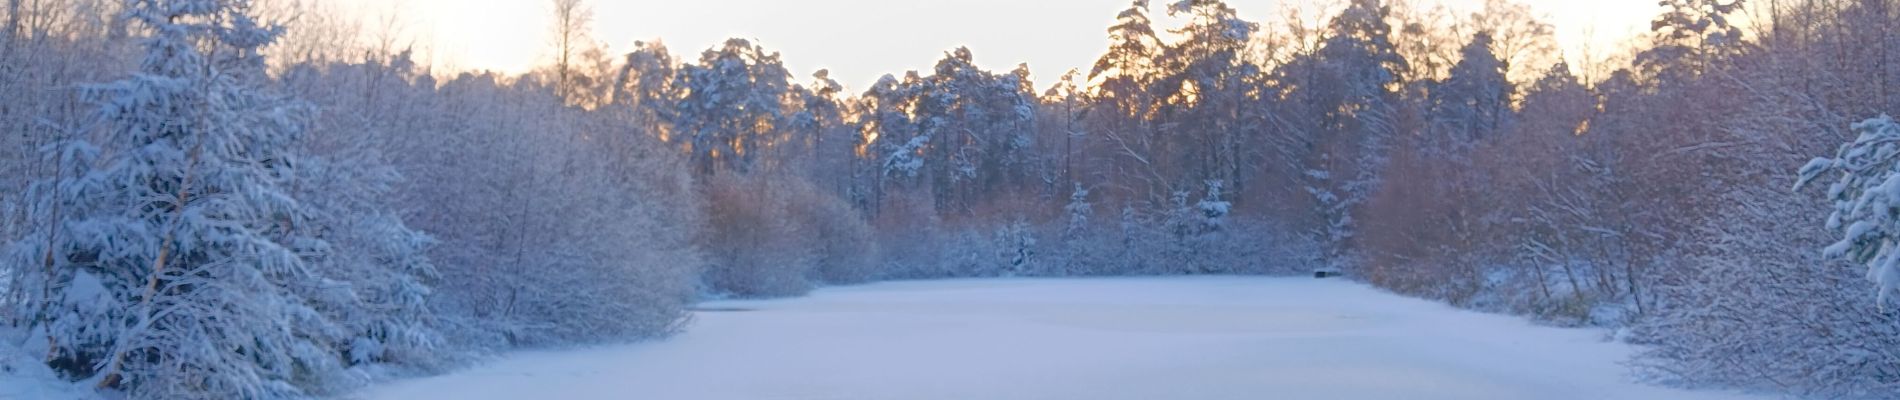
[333,0,1659,90]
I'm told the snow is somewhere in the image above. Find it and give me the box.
[0,336,90,400]
[1801,115,1900,311]
[355,277,1765,400]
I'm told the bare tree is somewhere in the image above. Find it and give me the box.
[1466,0,1558,84]
[550,0,593,102]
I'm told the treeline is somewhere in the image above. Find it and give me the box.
[1,0,1897,398]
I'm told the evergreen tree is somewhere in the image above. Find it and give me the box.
[674,38,793,176]
[1431,32,1513,150]
[1288,0,1407,268]
[1153,0,1261,195]
[1798,115,1900,310]
[612,40,681,141]
[0,1,411,396]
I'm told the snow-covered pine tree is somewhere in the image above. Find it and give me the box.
[1064,184,1093,242]
[2,0,379,397]
[1089,1,1169,202]
[611,40,680,139]
[799,69,860,199]
[1197,180,1231,234]
[903,47,1038,212]
[1797,115,1900,310]
[1091,0,1159,118]
[1059,184,1096,276]
[1118,205,1152,274]
[1154,0,1259,190]
[863,73,924,181]
[1161,189,1200,273]
[1193,180,1235,272]
[1431,32,1512,150]
[674,38,792,176]
[1281,0,1405,270]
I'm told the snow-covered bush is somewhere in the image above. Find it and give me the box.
[285,64,702,349]
[785,181,883,285]
[466,86,697,347]
[870,180,1313,279]
[1798,115,1900,310]
[941,228,1001,278]
[704,177,806,297]
[1635,251,1900,397]
[872,192,951,279]
[1215,217,1319,275]
[703,174,876,297]
[1632,182,1900,397]
[1100,180,1284,275]
[1640,114,1900,396]
[289,154,445,374]
[992,219,1039,276]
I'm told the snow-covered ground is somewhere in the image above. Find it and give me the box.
[0,335,90,400]
[357,277,1765,400]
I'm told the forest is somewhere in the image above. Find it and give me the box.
[0,0,1897,398]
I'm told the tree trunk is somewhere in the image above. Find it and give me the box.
[2,0,19,57]
[1555,231,1585,304]
[99,141,205,389]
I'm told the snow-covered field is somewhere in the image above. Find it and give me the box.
[358,277,1764,400]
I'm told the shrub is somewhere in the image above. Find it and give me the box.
[703,174,881,297]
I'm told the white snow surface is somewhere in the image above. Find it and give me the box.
[357,277,1766,400]
[0,335,89,400]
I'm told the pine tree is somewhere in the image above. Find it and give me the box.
[1295,0,1407,268]
[895,48,1037,212]
[1091,0,1161,121]
[674,38,792,176]
[1064,184,1094,242]
[1153,0,1261,195]
[612,40,680,141]
[1798,115,1900,310]
[3,1,376,397]
[1058,184,1095,275]
[1091,0,1171,203]
[1431,32,1513,150]
[865,72,926,179]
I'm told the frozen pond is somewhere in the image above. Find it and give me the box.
[359,277,1763,400]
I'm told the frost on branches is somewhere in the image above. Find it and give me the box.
[1798,115,1900,310]
[2,1,440,398]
